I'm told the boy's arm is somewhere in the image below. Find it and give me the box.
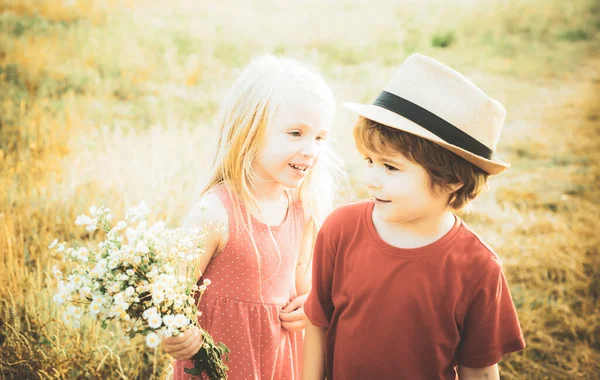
[457,364,499,380]
[303,320,326,380]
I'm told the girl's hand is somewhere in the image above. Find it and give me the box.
[161,326,204,360]
[279,294,309,332]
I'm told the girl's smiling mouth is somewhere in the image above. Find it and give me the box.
[289,163,309,172]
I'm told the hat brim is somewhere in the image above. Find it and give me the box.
[343,102,510,175]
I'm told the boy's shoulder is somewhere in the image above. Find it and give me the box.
[321,199,372,234]
[454,218,503,272]
[320,200,373,237]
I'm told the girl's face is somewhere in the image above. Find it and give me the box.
[253,94,332,190]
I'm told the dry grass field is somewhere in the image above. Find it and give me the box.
[1,0,599,378]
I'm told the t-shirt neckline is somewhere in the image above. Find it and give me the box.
[362,200,462,258]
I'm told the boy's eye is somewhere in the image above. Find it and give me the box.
[384,164,398,171]
[288,131,302,137]
[316,135,327,142]
[364,157,373,165]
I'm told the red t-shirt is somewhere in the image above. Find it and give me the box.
[304,200,526,380]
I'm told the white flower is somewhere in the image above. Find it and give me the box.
[90,301,102,315]
[143,307,158,319]
[86,224,98,233]
[108,258,119,269]
[173,314,190,329]
[76,215,95,226]
[57,244,65,253]
[48,239,59,249]
[146,332,160,348]
[89,205,98,216]
[152,291,164,304]
[63,311,73,325]
[69,274,83,285]
[112,221,127,233]
[136,241,149,254]
[126,228,137,242]
[126,202,150,223]
[72,320,81,329]
[68,306,82,319]
[53,292,66,305]
[108,282,120,294]
[76,248,89,262]
[163,315,176,328]
[79,286,91,297]
[147,313,162,329]
[52,265,63,280]
[125,286,135,296]
[147,269,158,279]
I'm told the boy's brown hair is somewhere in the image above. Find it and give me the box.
[353,117,488,210]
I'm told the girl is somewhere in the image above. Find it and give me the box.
[162,55,343,379]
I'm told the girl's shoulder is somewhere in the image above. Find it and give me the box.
[183,192,228,228]
[181,190,230,251]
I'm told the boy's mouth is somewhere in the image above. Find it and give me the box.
[289,163,309,172]
[374,197,391,203]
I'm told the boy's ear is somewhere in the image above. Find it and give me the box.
[449,182,464,193]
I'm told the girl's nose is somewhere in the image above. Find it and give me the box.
[301,140,317,158]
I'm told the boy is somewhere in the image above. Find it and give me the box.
[303,54,526,379]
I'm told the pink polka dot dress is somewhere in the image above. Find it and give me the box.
[173,184,304,380]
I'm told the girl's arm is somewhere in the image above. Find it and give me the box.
[180,192,229,281]
[303,320,326,380]
[161,192,229,360]
[296,217,316,295]
[280,205,315,332]
[457,363,500,380]
[296,199,316,295]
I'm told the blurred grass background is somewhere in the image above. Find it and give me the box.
[1,0,599,378]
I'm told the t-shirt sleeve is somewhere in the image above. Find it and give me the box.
[304,225,336,328]
[455,256,526,368]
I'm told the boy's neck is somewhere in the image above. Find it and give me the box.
[372,208,456,249]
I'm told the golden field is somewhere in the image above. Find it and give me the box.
[0,0,599,378]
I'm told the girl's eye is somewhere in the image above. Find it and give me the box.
[364,157,373,165]
[316,135,327,142]
[288,131,302,137]
[384,164,398,171]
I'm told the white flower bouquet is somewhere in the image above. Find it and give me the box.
[51,202,229,379]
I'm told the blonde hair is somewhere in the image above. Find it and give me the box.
[200,55,344,290]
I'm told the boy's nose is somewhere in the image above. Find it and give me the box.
[366,169,382,190]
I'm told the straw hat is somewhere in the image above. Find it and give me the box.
[344,54,510,175]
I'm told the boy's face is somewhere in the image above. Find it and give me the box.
[362,149,454,224]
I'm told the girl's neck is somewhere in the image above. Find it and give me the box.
[245,181,289,226]
[250,181,287,202]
